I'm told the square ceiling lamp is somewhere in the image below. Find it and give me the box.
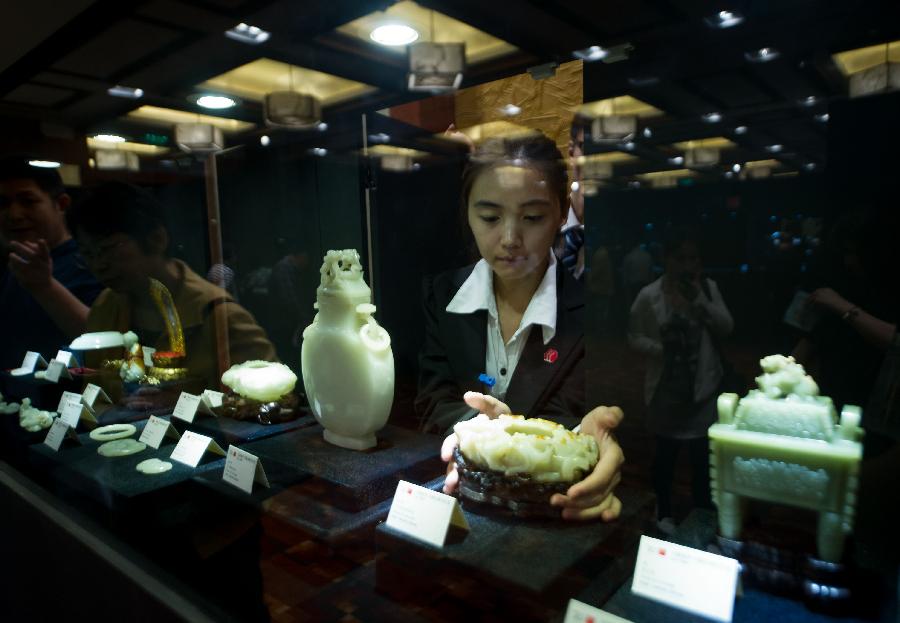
[408,41,465,92]
[590,115,637,143]
[95,149,139,171]
[685,147,720,167]
[580,157,613,180]
[264,91,322,129]
[175,123,224,153]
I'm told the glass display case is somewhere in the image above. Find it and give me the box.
[1,2,899,622]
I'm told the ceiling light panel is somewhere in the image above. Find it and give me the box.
[832,40,900,75]
[225,23,270,44]
[578,96,664,118]
[200,59,375,106]
[126,106,255,132]
[336,0,517,64]
[674,137,736,150]
[86,137,169,154]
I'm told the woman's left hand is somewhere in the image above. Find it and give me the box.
[550,405,625,521]
[807,288,850,316]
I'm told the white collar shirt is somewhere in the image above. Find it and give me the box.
[446,253,558,401]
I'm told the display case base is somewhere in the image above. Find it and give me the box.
[375,485,655,622]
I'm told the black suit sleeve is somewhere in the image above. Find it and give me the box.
[533,343,584,429]
[414,275,477,434]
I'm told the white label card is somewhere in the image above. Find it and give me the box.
[169,430,225,468]
[223,445,270,494]
[385,480,469,548]
[44,360,72,383]
[564,600,634,623]
[55,350,74,367]
[631,535,739,622]
[12,351,49,376]
[56,391,83,415]
[59,400,84,428]
[139,416,181,449]
[43,419,79,451]
[82,383,111,409]
[143,346,156,368]
[201,390,224,411]
[172,392,202,423]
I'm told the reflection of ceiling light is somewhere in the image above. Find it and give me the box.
[317,122,328,131]
[370,24,418,46]
[745,47,780,63]
[629,181,641,189]
[668,156,684,165]
[369,133,391,144]
[706,10,744,28]
[260,135,270,146]
[702,112,722,123]
[225,23,270,44]
[194,94,237,109]
[642,127,653,138]
[500,104,522,116]
[310,147,328,156]
[765,144,783,152]
[734,125,748,134]
[732,163,742,172]
[108,85,143,98]
[815,113,829,122]
[570,181,580,192]
[412,162,422,171]
[573,45,607,62]
[623,141,635,150]
[92,134,126,143]
[725,171,735,179]
[408,41,465,92]
[28,160,61,168]
[804,162,817,170]
[800,96,819,107]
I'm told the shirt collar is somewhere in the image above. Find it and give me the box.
[446,253,558,344]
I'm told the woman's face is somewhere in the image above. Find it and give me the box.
[665,241,701,279]
[467,164,564,284]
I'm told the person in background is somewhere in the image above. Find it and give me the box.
[206,244,239,301]
[628,229,733,533]
[66,182,276,390]
[417,134,624,521]
[0,156,103,368]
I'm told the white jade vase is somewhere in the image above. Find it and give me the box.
[301,249,394,450]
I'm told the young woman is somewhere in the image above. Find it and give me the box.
[416,134,623,521]
[628,230,733,530]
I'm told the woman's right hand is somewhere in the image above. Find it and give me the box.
[441,391,511,494]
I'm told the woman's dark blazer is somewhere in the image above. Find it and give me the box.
[415,261,585,434]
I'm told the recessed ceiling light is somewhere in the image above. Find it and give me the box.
[317,122,328,132]
[92,134,126,143]
[368,132,390,144]
[623,141,636,151]
[573,45,608,62]
[732,163,742,172]
[814,113,829,123]
[225,23,270,45]
[706,10,745,28]
[571,181,580,192]
[193,94,237,109]
[310,147,328,156]
[28,160,61,168]
[108,85,144,99]
[260,135,270,146]
[642,127,653,138]
[800,96,819,107]
[734,125,748,134]
[629,181,641,188]
[702,112,722,123]
[765,144,783,152]
[412,162,422,171]
[370,24,418,46]
[745,47,780,63]
[500,103,522,116]
[668,156,684,165]
[804,162,817,171]
[725,171,735,179]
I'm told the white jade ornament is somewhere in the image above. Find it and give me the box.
[301,249,394,450]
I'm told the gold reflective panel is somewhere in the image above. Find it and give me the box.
[336,0,518,64]
[126,106,255,132]
[200,59,376,105]
[674,136,737,150]
[832,40,900,75]
[578,96,664,118]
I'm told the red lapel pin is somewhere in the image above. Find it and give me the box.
[543,348,558,364]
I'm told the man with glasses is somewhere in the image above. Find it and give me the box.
[0,156,103,369]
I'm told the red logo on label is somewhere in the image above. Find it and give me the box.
[585,617,595,623]
[543,348,558,364]
[659,548,666,556]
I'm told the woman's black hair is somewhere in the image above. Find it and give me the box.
[459,133,569,222]
[66,181,166,251]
